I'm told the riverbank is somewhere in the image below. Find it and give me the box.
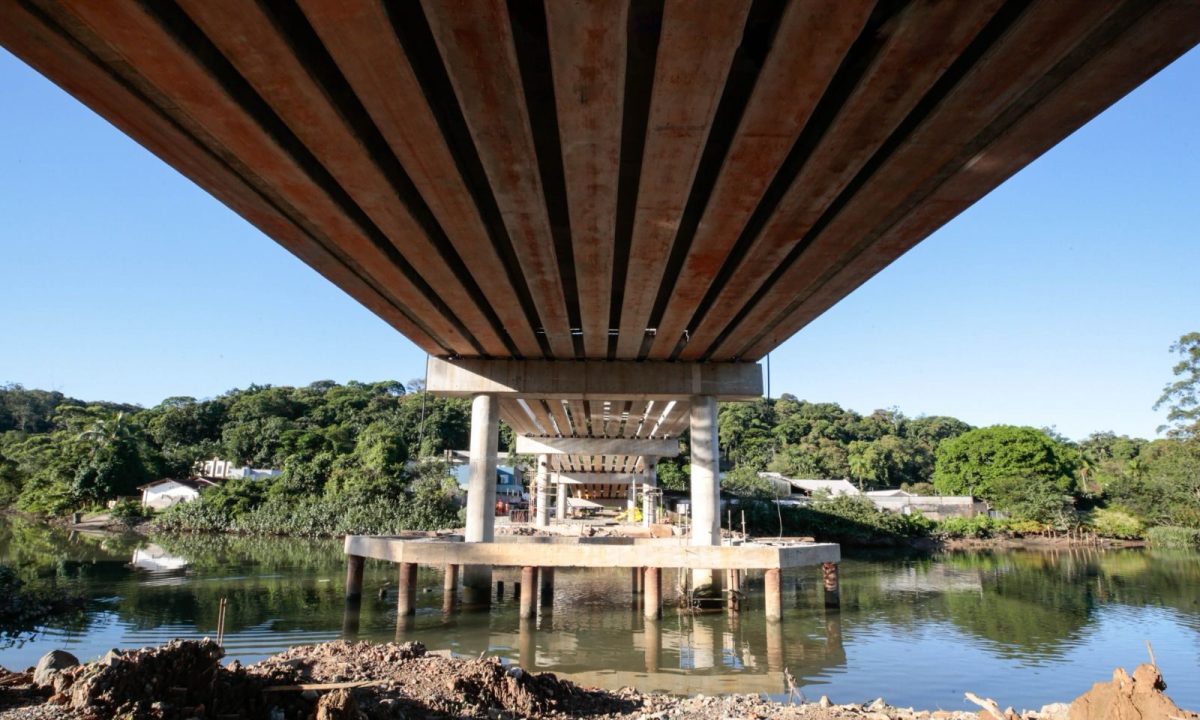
[2,639,1196,720]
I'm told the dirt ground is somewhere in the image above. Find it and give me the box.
[3,639,1197,720]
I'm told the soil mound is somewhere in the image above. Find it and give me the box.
[1068,664,1200,720]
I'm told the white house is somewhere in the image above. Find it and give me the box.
[139,478,217,510]
[196,457,282,481]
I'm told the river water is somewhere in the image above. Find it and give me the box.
[1,518,1198,711]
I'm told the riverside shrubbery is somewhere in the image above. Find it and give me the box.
[155,471,463,537]
[740,495,933,545]
[1145,525,1200,549]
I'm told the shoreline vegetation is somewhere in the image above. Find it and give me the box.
[1,638,1196,720]
[1,332,1197,549]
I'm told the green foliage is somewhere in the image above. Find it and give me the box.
[0,561,84,629]
[933,426,1079,522]
[721,465,777,498]
[655,459,688,491]
[937,515,995,539]
[1086,507,1145,539]
[1145,525,1200,549]
[740,494,932,545]
[1154,332,1200,439]
[110,498,149,527]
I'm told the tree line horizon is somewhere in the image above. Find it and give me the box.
[1,332,1196,540]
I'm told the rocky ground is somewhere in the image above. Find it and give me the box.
[2,639,1198,720]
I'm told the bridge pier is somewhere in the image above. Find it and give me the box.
[555,480,567,520]
[643,567,661,619]
[397,562,417,617]
[823,562,841,609]
[345,554,365,601]
[690,395,723,602]
[534,454,550,527]
[642,457,658,526]
[463,393,499,606]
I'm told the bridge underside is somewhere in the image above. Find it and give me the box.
[4,1,1196,363]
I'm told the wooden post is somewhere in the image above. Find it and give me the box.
[397,562,417,617]
[822,562,841,609]
[643,567,661,620]
[345,555,365,601]
[520,566,537,619]
[764,568,782,622]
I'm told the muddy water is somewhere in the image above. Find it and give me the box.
[1,519,1198,711]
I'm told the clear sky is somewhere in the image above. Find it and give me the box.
[1,46,1197,441]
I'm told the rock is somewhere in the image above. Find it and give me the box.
[820,695,833,708]
[33,650,79,687]
[869,697,889,711]
[1038,703,1070,720]
[507,666,524,680]
[1068,665,1200,720]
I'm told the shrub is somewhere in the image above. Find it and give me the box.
[110,498,149,527]
[1145,526,1200,549]
[997,519,1046,536]
[740,495,932,545]
[937,515,994,539]
[1087,507,1145,539]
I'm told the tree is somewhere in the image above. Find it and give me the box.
[1155,332,1200,439]
[933,426,1079,521]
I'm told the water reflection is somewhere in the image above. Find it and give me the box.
[1,517,1198,711]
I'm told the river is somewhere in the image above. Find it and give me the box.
[1,518,1198,711]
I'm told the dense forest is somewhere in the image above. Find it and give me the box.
[1,333,1197,542]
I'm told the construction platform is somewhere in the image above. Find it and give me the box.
[343,534,842,623]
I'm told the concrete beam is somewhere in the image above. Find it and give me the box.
[345,536,841,570]
[427,358,762,401]
[516,435,678,457]
[556,473,643,485]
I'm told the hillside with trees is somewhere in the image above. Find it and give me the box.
[1,332,1197,542]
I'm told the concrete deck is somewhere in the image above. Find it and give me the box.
[344,535,839,570]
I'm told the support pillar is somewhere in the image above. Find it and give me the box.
[642,457,658,526]
[444,564,458,594]
[463,393,499,606]
[626,479,637,519]
[643,567,661,619]
[539,567,554,608]
[345,555,365,601]
[398,562,417,617]
[822,562,841,609]
[555,478,567,520]
[520,566,537,619]
[534,454,550,527]
[690,396,721,594]
[764,568,782,621]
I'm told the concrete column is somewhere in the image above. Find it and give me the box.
[534,454,550,527]
[822,562,841,609]
[765,568,782,621]
[341,602,361,639]
[642,457,658,526]
[555,477,567,520]
[644,567,661,619]
[690,396,721,591]
[626,478,637,519]
[345,555,365,601]
[520,566,537,619]
[398,562,417,617]
[443,564,458,594]
[463,394,499,604]
[539,567,554,608]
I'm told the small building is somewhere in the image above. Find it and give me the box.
[445,451,528,511]
[138,478,218,510]
[759,473,861,498]
[195,457,282,482]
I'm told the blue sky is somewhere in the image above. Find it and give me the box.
[1,46,1196,441]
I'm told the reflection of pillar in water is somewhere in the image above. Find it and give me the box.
[766,615,783,673]
[691,617,716,669]
[644,619,661,673]
[518,617,536,670]
[825,608,843,652]
[341,598,361,640]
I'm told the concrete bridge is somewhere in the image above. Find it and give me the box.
[4,1,1197,615]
